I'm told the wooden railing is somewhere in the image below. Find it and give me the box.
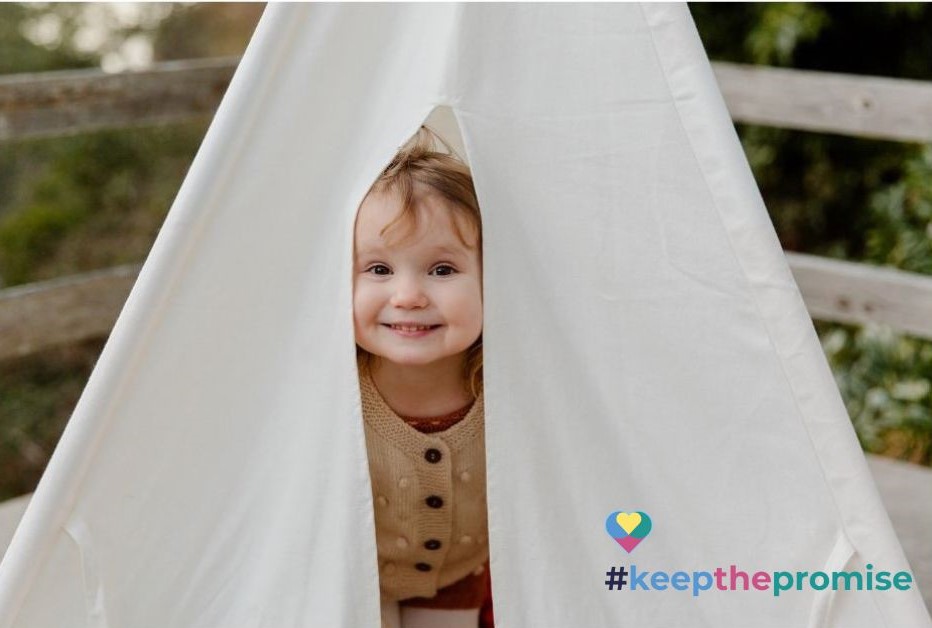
[0,57,236,141]
[2,58,932,361]
[714,62,932,142]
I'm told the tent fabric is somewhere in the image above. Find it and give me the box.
[1,3,929,627]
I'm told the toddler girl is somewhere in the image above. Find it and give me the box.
[353,126,490,628]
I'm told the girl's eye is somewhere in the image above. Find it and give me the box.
[366,264,391,275]
[430,264,457,277]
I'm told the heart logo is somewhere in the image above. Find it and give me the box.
[605,510,652,553]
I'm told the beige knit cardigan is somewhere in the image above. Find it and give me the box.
[359,370,489,602]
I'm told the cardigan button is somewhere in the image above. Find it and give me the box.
[473,564,485,576]
[460,535,473,545]
[459,471,471,483]
[425,495,444,509]
[424,448,442,463]
[398,477,410,489]
[396,537,409,549]
[424,539,442,550]
[376,495,388,507]
[415,563,432,572]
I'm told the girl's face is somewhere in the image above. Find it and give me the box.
[353,189,482,370]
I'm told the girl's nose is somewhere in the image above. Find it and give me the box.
[390,277,429,309]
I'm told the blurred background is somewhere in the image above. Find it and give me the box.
[0,1,930,582]
[0,2,264,498]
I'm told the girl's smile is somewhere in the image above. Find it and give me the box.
[383,322,442,337]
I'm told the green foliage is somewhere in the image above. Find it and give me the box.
[0,132,128,285]
[0,341,102,501]
[746,3,829,66]
[692,3,932,79]
[0,4,98,74]
[0,123,208,286]
[821,323,932,464]
[813,147,932,465]
[0,202,88,284]
[865,146,932,275]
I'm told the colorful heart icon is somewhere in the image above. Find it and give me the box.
[605,510,652,553]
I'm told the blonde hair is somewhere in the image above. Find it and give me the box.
[356,125,484,398]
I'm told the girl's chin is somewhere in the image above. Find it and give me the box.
[374,350,468,370]
[381,355,449,368]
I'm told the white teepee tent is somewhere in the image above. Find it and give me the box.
[0,4,929,627]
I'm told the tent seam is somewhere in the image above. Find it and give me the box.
[636,4,886,626]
